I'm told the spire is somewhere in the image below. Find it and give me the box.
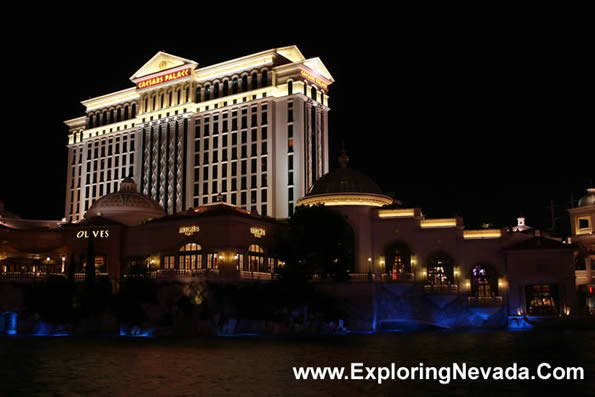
[338,142,349,168]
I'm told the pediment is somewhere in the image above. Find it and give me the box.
[130,51,198,81]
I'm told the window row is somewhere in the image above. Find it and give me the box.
[196,70,269,103]
[87,103,137,129]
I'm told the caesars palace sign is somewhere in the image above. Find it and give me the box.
[136,68,191,89]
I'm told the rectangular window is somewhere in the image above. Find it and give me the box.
[241,191,247,205]
[288,103,294,122]
[251,190,257,204]
[578,218,590,230]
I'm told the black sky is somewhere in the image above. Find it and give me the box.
[0,3,592,235]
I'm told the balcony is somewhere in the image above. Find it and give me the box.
[467,296,504,306]
[154,269,219,279]
[380,272,415,282]
[424,284,458,294]
[239,271,274,280]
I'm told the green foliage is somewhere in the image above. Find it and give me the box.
[275,205,354,281]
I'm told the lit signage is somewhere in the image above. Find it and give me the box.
[300,69,328,89]
[250,227,266,238]
[179,225,200,236]
[76,230,110,239]
[137,68,191,89]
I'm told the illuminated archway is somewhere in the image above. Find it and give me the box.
[248,244,264,272]
[178,243,202,270]
[384,241,412,279]
[470,264,499,297]
[426,251,454,285]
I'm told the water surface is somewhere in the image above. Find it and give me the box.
[1,330,593,396]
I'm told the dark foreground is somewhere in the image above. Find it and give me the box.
[1,330,593,397]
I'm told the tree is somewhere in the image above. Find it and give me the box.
[277,205,354,281]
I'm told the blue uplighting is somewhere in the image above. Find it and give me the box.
[120,326,154,337]
[1,312,17,336]
[507,316,534,330]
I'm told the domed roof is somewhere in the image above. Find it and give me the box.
[307,152,384,196]
[86,178,166,226]
[578,188,595,207]
[298,151,393,208]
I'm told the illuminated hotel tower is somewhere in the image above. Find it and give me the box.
[64,46,334,221]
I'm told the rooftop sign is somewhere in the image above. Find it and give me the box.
[300,69,328,89]
[137,68,191,89]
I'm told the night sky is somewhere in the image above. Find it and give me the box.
[1,3,592,235]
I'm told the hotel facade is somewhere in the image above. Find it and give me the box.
[64,46,333,221]
[1,46,593,331]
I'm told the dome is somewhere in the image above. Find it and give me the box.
[86,178,166,226]
[578,188,595,207]
[298,152,393,208]
[308,167,385,196]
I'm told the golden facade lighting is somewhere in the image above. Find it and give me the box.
[378,209,415,218]
[420,218,457,228]
[298,193,393,208]
[463,229,502,239]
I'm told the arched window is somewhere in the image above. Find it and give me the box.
[242,75,248,92]
[471,265,496,297]
[205,85,211,101]
[214,82,220,98]
[116,108,121,122]
[232,77,238,94]
[88,114,94,128]
[110,109,114,123]
[248,244,264,272]
[185,86,189,103]
[176,89,181,105]
[131,103,136,118]
[311,86,317,101]
[160,93,164,109]
[124,105,129,120]
[261,70,268,87]
[102,111,107,125]
[426,252,454,285]
[196,86,201,103]
[384,241,412,279]
[223,80,229,97]
[251,72,258,90]
[287,80,293,95]
[178,243,202,270]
